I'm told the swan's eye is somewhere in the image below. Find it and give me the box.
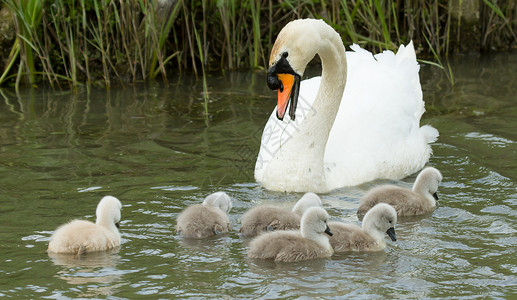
[282,52,288,58]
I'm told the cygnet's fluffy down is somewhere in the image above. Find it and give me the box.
[247,206,334,262]
[48,196,122,254]
[329,203,397,252]
[176,191,232,239]
[357,167,443,217]
[239,192,322,236]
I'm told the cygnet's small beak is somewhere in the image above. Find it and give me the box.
[433,192,439,201]
[115,222,120,229]
[324,225,333,237]
[386,227,396,241]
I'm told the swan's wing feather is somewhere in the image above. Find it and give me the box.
[325,42,437,189]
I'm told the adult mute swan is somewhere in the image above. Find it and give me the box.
[48,196,122,254]
[255,19,438,193]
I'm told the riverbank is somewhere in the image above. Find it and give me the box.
[0,0,515,88]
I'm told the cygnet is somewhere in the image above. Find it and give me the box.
[329,203,397,252]
[357,167,443,217]
[48,196,122,254]
[239,192,322,236]
[247,206,333,262]
[176,191,232,239]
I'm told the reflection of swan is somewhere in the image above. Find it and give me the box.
[48,196,122,254]
[48,247,121,268]
[255,19,438,193]
[176,192,232,239]
[329,203,397,252]
[357,167,443,216]
[49,249,125,297]
[247,207,333,262]
[239,192,321,236]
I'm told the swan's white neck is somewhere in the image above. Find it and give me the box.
[363,219,387,248]
[412,180,437,207]
[96,218,118,233]
[262,27,347,193]
[301,223,332,252]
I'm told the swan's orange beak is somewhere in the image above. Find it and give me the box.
[276,73,295,120]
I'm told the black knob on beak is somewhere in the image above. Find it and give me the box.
[267,71,282,91]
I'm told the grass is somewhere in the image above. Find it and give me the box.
[2,0,42,89]
[0,0,515,88]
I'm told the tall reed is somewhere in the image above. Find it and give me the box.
[2,0,181,88]
[1,0,515,87]
[2,0,42,89]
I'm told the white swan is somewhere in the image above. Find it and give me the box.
[255,19,438,192]
[247,206,334,262]
[48,196,122,254]
[357,167,443,216]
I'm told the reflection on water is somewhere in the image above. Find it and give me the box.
[48,248,121,268]
[0,52,516,298]
[49,250,124,297]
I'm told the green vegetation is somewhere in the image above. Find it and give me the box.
[0,0,515,88]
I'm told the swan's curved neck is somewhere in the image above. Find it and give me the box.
[265,29,347,193]
[294,37,347,190]
[97,218,118,232]
[312,41,348,131]
[363,219,386,246]
[412,181,436,206]
[307,44,347,145]
[301,224,331,250]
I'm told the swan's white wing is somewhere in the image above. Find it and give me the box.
[325,42,438,189]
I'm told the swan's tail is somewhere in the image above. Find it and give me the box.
[421,124,439,144]
[395,41,416,63]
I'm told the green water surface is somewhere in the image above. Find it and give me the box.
[0,52,516,298]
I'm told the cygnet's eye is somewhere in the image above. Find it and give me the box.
[282,52,288,58]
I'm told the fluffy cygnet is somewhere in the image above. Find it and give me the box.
[48,196,122,254]
[176,191,232,239]
[329,203,397,252]
[357,167,443,217]
[239,192,322,236]
[247,206,334,262]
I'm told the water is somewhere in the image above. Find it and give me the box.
[1,52,516,298]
